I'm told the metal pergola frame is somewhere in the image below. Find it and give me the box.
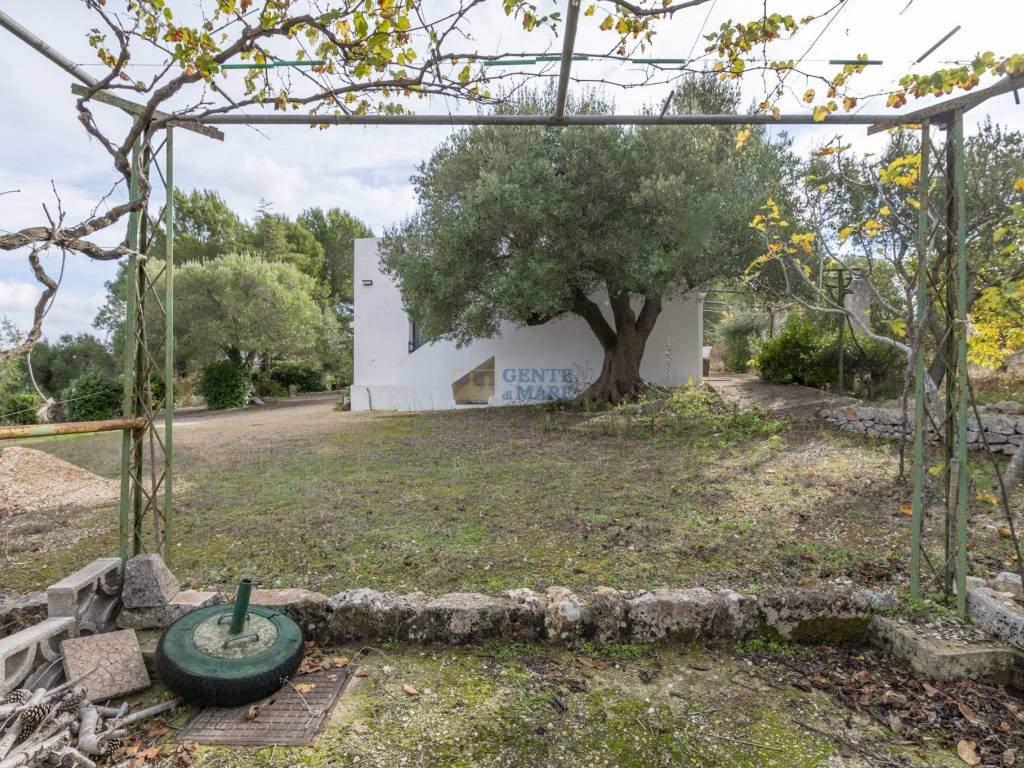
[2,4,1020,614]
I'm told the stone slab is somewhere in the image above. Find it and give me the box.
[122,554,180,609]
[61,628,150,701]
[872,616,1024,687]
[990,572,1023,600]
[117,590,219,630]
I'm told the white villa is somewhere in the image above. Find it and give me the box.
[350,238,705,412]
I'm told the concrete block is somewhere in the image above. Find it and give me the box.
[47,557,122,634]
[0,616,76,694]
[122,554,179,608]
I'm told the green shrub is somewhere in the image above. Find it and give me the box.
[269,360,327,393]
[1,392,44,425]
[151,376,187,409]
[756,315,903,397]
[252,372,288,398]
[756,318,821,386]
[62,372,122,421]
[719,314,768,373]
[199,360,253,409]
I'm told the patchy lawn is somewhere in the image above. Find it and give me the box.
[180,642,965,768]
[1,392,1019,596]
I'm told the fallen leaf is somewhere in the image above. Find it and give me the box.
[402,684,420,697]
[998,527,1015,539]
[957,739,981,766]
[246,705,261,721]
[142,747,161,760]
[327,674,338,682]
[333,656,350,667]
[958,701,984,725]
[576,656,610,670]
[922,681,940,696]
[145,722,170,738]
[899,503,913,516]
[888,712,903,736]
[294,683,317,694]
[1004,749,1016,766]
[355,670,369,678]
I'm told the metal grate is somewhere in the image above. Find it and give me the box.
[176,667,352,746]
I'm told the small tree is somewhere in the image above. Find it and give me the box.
[174,254,334,369]
[383,80,789,404]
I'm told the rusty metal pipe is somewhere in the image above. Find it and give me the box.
[0,417,147,441]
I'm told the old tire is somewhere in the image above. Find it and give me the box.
[155,604,304,707]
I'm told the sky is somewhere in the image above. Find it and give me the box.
[1,0,1022,342]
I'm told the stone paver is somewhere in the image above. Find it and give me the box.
[61,628,150,701]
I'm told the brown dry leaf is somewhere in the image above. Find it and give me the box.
[888,712,904,737]
[957,740,982,766]
[333,656,350,667]
[958,701,984,725]
[998,527,1015,539]
[576,656,610,670]
[294,683,317,694]
[1004,749,1016,767]
[327,674,338,682]
[355,670,369,678]
[899,503,913,516]
[246,705,261,721]
[141,747,162,760]
[145,722,170,738]
[402,683,420,697]
[922,681,940,696]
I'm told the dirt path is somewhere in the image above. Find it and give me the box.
[706,373,857,418]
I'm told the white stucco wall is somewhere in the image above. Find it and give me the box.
[351,238,703,412]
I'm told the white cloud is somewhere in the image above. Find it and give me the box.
[0,280,108,342]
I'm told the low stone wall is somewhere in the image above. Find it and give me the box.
[243,584,898,648]
[819,404,1024,455]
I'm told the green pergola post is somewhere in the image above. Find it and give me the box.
[953,110,970,618]
[909,120,931,600]
[164,127,175,567]
[118,139,141,565]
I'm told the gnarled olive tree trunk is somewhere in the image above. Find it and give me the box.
[571,289,662,406]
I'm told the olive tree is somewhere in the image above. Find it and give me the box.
[382,81,790,404]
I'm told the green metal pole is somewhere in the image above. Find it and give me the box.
[836,268,845,395]
[910,120,931,600]
[118,139,141,566]
[953,111,970,618]
[163,128,174,565]
[229,578,253,635]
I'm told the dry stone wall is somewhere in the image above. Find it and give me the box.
[819,404,1024,455]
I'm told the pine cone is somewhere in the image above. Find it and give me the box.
[16,703,50,742]
[0,688,31,706]
[102,737,124,758]
[55,687,87,714]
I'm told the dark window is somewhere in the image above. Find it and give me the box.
[409,320,425,353]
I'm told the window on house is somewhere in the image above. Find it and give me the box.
[409,320,425,353]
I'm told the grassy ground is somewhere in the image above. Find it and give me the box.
[3,391,1020,597]
[168,643,959,768]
